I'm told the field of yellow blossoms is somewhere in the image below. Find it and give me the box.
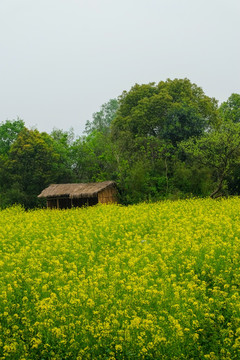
[1,198,240,359]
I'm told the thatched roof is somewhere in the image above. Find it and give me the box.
[38,181,116,199]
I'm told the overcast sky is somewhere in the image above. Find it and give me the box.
[0,0,239,136]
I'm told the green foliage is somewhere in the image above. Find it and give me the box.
[110,77,220,202]
[181,122,240,198]
[71,130,117,183]
[219,93,240,123]
[0,81,240,208]
[0,118,25,155]
[51,127,75,146]
[85,98,119,134]
[162,102,205,146]
[70,99,119,185]
[6,128,62,208]
[50,128,76,183]
[112,78,219,144]
[172,161,213,197]
[226,163,240,195]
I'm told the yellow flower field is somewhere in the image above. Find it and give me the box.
[1,198,240,359]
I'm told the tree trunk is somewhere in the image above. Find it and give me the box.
[165,157,169,194]
[210,173,225,199]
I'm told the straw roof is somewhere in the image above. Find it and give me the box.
[38,181,116,199]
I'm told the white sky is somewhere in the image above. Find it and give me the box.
[0,0,239,136]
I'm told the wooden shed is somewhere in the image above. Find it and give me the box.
[38,181,117,209]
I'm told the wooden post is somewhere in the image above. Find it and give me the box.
[57,198,59,209]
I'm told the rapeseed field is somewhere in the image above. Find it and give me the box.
[1,198,240,359]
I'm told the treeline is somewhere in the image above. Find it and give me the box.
[1,78,240,209]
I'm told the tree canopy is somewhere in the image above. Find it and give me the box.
[181,122,240,198]
[111,78,219,145]
[219,93,240,123]
[84,99,119,134]
[0,118,25,155]
[0,79,240,208]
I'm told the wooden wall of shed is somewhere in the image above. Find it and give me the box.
[47,196,99,209]
[47,198,58,209]
[98,187,117,204]
[47,197,71,209]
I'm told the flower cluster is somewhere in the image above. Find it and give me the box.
[1,199,240,359]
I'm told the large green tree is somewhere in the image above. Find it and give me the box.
[112,78,219,145]
[109,78,220,202]
[6,128,61,208]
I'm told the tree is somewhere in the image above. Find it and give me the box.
[0,118,25,155]
[111,78,219,145]
[8,128,61,208]
[0,119,26,208]
[109,78,220,202]
[71,130,117,183]
[51,127,75,145]
[71,99,119,183]
[50,128,76,183]
[219,93,240,123]
[181,122,240,198]
[84,98,119,135]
